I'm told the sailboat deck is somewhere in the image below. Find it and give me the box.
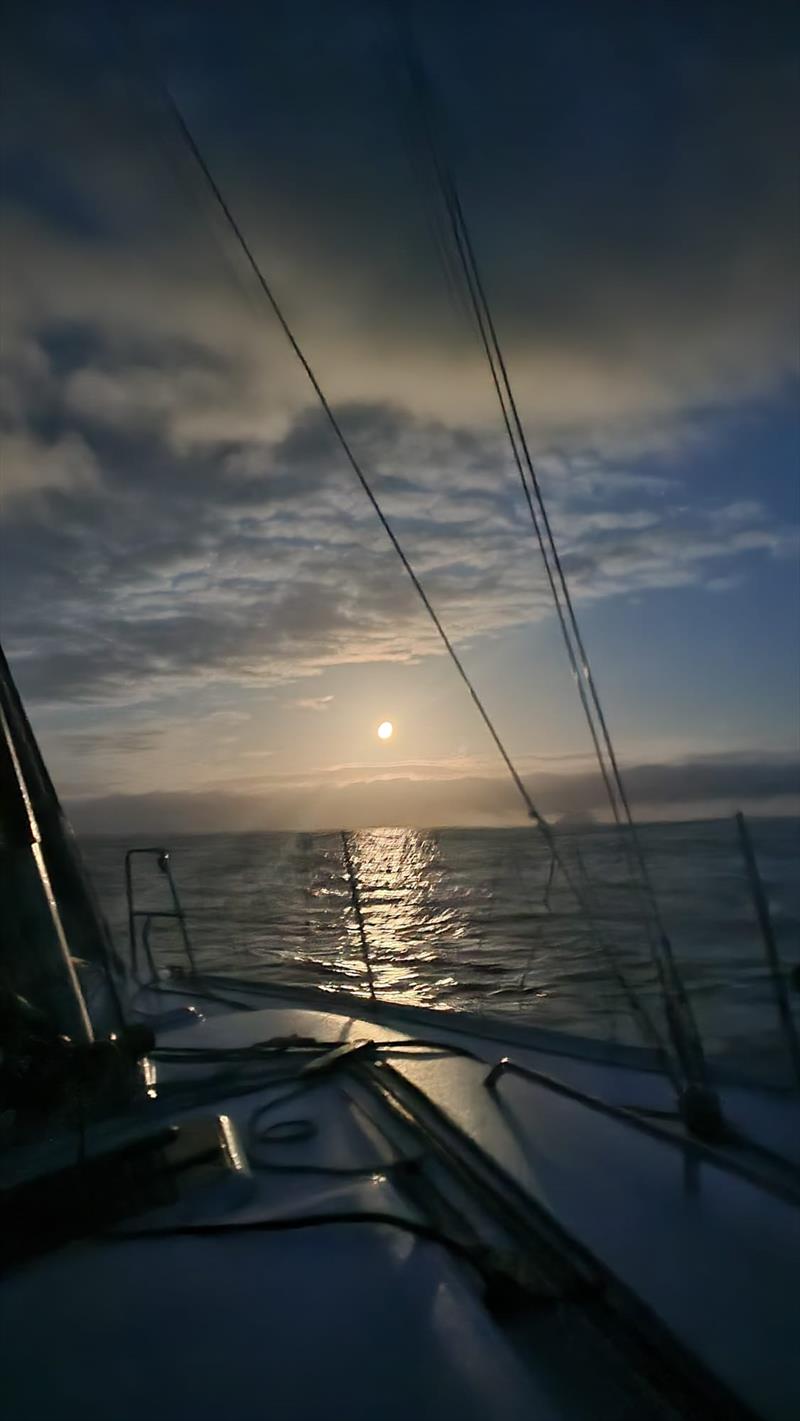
[3,984,798,1421]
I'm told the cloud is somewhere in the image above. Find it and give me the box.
[1,429,99,502]
[57,728,161,757]
[1,398,795,712]
[289,695,335,711]
[2,2,797,811]
[65,749,800,834]
[1,1,796,455]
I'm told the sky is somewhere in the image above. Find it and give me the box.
[1,0,798,831]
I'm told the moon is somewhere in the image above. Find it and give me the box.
[377,720,393,741]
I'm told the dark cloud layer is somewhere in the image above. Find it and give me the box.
[1,1,798,827]
[2,398,794,710]
[2,0,796,432]
[67,751,800,835]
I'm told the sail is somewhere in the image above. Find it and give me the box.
[0,644,124,1041]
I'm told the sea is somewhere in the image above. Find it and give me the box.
[81,817,800,1084]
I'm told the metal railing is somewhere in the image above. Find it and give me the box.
[120,823,800,1092]
[124,847,196,982]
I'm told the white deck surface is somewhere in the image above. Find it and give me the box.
[3,986,799,1420]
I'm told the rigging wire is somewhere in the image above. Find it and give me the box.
[162,92,542,827]
[454,184,705,1079]
[161,87,673,1077]
[106,17,677,1080]
[394,44,708,1086]
[396,47,629,843]
[518,845,558,996]
[398,51,628,832]
[385,53,676,1064]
